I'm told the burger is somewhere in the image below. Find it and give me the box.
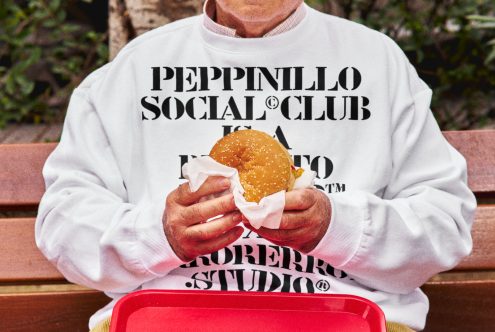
[209,129,303,203]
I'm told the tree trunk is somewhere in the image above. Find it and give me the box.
[109,0,204,60]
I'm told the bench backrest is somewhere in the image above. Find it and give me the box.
[1,130,494,331]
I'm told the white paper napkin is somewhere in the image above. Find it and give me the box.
[182,156,316,229]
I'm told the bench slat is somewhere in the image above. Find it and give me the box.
[443,130,495,195]
[422,280,495,332]
[0,131,495,210]
[2,204,494,282]
[0,218,63,282]
[456,205,495,270]
[0,143,56,210]
[0,290,109,332]
[0,282,493,332]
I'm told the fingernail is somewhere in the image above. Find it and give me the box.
[233,213,242,222]
[219,178,230,188]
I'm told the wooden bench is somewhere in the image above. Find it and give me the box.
[1,130,494,332]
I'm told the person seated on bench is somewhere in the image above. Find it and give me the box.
[34,0,477,331]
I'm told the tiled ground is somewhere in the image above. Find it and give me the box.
[0,123,63,144]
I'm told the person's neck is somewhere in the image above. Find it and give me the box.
[214,1,302,38]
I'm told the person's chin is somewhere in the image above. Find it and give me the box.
[242,0,265,5]
[233,8,275,22]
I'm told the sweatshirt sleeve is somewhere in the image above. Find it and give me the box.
[308,37,477,294]
[35,65,184,294]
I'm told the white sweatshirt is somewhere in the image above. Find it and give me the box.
[35,3,477,331]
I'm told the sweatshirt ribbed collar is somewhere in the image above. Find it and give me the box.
[202,0,306,38]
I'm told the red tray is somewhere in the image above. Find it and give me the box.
[109,290,386,332]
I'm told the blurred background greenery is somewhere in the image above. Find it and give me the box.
[0,0,494,130]
[0,0,108,127]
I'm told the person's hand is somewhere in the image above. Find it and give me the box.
[163,176,243,262]
[243,188,331,253]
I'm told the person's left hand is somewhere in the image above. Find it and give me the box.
[242,188,332,253]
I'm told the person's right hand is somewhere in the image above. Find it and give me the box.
[163,176,243,262]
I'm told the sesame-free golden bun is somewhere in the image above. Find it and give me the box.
[209,129,296,203]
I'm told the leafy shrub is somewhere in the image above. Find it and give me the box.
[307,0,495,129]
[1,1,494,130]
[0,0,108,128]
[468,14,495,64]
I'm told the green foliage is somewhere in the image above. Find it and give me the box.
[306,0,495,129]
[468,14,495,64]
[1,1,493,130]
[0,0,108,128]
